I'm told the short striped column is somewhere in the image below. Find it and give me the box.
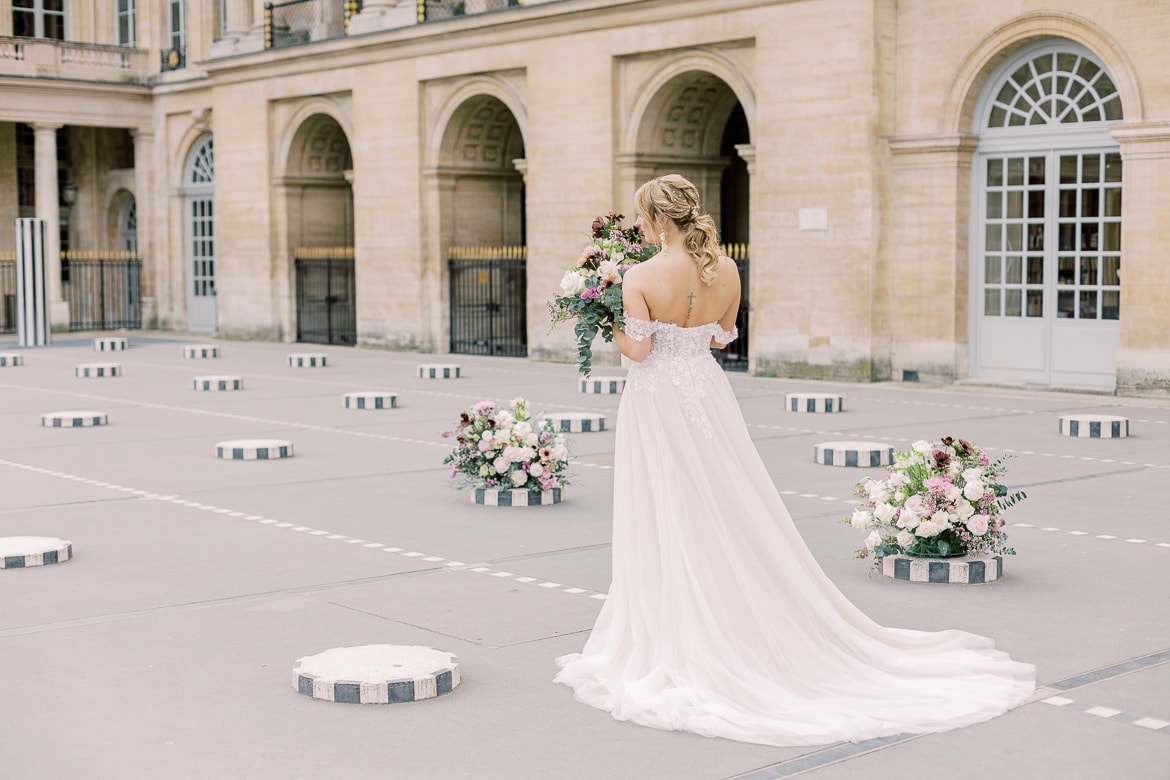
[14,218,50,347]
[542,412,606,433]
[472,487,562,507]
[193,375,243,391]
[418,364,460,379]
[579,376,625,394]
[182,344,219,359]
[785,393,844,413]
[0,353,25,367]
[42,411,108,428]
[814,441,894,467]
[94,337,128,352]
[880,554,1004,584]
[293,645,461,704]
[75,363,121,378]
[343,392,397,410]
[216,439,293,460]
[289,353,327,368]
[1,537,73,569]
[1059,414,1130,439]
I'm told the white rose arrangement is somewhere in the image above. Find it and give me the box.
[443,398,571,493]
[845,436,1025,565]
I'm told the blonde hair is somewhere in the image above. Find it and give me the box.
[634,174,721,286]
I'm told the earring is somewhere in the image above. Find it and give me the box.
[659,231,667,250]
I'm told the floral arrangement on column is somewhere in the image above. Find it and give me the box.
[443,397,570,494]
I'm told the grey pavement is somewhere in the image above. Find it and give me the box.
[1,333,1168,779]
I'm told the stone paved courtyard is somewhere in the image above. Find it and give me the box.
[1,334,1168,779]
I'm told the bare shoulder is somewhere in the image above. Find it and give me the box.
[716,255,741,288]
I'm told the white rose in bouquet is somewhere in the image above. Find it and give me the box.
[896,530,915,548]
[529,463,545,478]
[874,503,897,524]
[955,499,976,520]
[851,510,874,530]
[552,444,569,461]
[513,421,533,437]
[897,507,921,529]
[931,509,954,528]
[962,467,984,483]
[963,480,985,501]
[597,259,620,279]
[509,470,528,487]
[493,456,510,474]
[524,433,540,448]
[966,515,990,535]
[915,520,941,538]
[946,485,963,503]
[912,440,934,455]
[865,530,882,550]
[559,270,588,296]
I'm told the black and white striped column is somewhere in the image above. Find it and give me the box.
[14,218,50,347]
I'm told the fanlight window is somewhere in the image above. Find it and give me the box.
[986,51,1122,128]
[187,136,214,185]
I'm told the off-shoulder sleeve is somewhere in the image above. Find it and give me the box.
[622,315,658,342]
[712,324,739,345]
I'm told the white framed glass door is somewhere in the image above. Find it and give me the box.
[184,135,216,332]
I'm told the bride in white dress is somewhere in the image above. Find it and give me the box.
[554,174,1035,747]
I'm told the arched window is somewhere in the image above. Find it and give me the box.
[973,42,1124,389]
[184,134,216,332]
[120,196,137,252]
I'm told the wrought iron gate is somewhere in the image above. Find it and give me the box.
[448,246,528,357]
[294,247,356,345]
[62,251,143,331]
[712,243,750,371]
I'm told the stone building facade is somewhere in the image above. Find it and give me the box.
[1,0,1167,393]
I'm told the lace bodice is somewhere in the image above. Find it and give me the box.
[623,315,738,437]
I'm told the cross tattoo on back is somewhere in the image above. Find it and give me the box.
[685,291,696,325]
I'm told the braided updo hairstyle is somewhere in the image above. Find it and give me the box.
[634,174,721,286]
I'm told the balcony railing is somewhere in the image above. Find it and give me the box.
[420,0,523,22]
[265,0,362,49]
[0,37,150,83]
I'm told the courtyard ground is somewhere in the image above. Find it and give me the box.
[1,333,1167,779]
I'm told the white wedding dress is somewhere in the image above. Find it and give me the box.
[554,317,1035,747]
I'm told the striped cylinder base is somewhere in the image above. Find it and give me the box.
[880,554,1004,584]
[0,353,23,367]
[343,392,398,410]
[293,645,461,705]
[472,487,562,507]
[182,345,219,359]
[42,411,107,428]
[193,375,243,392]
[418,364,460,379]
[1059,415,1130,439]
[75,363,120,378]
[579,376,626,394]
[814,441,894,467]
[542,412,607,433]
[785,393,844,413]
[216,439,294,460]
[93,337,128,352]
[289,353,327,368]
[0,537,73,569]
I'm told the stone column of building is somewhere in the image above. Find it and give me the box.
[1111,121,1170,394]
[32,122,69,327]
[210,0,255,57]
[131,128,157,327]
[348,1,418,35]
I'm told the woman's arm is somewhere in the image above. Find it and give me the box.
[613,275,653,363]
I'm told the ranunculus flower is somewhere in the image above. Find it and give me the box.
[529,463,544,478]
[560,270,587,296]
[896,530,915,548]
[966,515,989,535]
[493,456,510,474]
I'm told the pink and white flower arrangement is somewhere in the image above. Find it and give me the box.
[846,436,1024,564]
[443,397,570,493]
[548,212,658,376]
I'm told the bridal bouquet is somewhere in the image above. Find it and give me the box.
[846,437,1025,564]
[548,212,658,376]
[442,397,570,492]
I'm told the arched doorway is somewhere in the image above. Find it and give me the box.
[972,42,1124,388]
[283,113,355,345]
[183,134,216,332]
[120,195,138,252]
[438,94,527,356]
[626,70,752,369]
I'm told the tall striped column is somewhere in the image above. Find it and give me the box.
[14,218,50,347]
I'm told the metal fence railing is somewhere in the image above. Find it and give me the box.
[448,245,527,357]
[294,247,356,345]
[0,252,14,334]
[418,0,523,23]
[61,251,143,331]
[265,0,361,49]
[715,242,750,371]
